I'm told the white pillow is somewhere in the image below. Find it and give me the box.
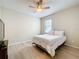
[48,31,54,35]
[54,30,64,36]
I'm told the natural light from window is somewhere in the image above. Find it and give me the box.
[44,19,52,33]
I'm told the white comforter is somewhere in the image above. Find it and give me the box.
[32,34,66,57]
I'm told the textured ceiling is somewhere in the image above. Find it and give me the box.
[1,0,79,18]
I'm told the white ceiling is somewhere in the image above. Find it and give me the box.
[1,0,79,18]
[0,0,2,7]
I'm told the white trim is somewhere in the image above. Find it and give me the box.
[65,43,79,49]
[8,40,31,47]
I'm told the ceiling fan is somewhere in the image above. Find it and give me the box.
[29,0,50,12]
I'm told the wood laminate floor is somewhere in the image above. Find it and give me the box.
[8,42,79,59]
[19,45,79,59]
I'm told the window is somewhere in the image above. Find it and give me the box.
[44,19,52,33]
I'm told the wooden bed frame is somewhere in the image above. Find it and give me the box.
[32,42,49,54]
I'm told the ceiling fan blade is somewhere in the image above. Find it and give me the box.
[43,6,50,9]
[29,5,35,8]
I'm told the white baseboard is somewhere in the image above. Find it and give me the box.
[65,43,79,49]
[8,40,32,47]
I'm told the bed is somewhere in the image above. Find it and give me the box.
[32,31,66,57]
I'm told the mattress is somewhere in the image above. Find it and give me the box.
[32,34,66,57]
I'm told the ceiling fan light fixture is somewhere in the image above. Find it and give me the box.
[36,5,43,12]
[29,0,50,12]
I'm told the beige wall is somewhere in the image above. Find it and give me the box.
[0,7,1,18]
[1,8,40,45]
[41,5,79,48]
